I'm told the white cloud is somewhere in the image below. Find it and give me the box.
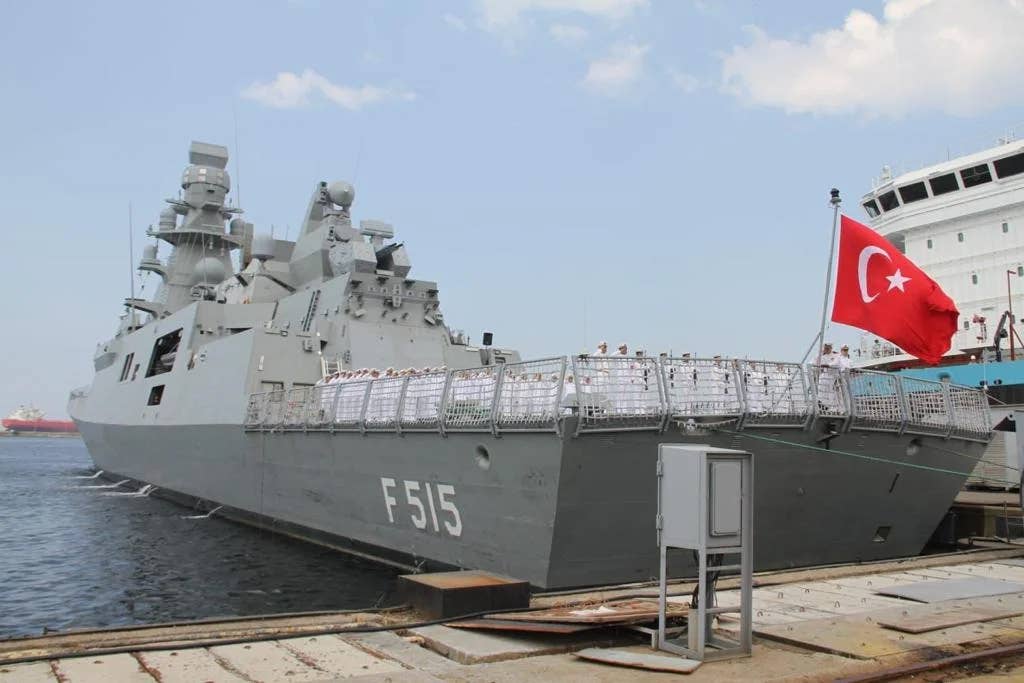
[668,69,700,93]
[478,0,646,30]
[550,23,589,44]
[241,70,416,111]
[581,42,649,95]
[443,13,468,31]
[721,0,1024,117]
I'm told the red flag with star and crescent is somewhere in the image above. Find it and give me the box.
[831,215,959,365]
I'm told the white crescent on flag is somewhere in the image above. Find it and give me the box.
[857,246,892,303]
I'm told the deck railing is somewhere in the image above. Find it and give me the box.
[243,356,992,442]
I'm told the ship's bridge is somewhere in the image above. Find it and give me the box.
[857,141,1024,358]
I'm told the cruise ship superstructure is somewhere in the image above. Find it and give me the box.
[70,141,992,588]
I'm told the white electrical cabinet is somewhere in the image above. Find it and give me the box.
[657,444,753,662]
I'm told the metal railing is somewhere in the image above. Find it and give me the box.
[243,356,992,442]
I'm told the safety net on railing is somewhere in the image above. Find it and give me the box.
[570,356,664,431]
[900,376,952,436]
[946,383,992,439]
[364,377,406,431]
[400,372,447,431]
[444,366,500,431]
[736,360,812,426]
[847,370,904,431]
[494,357,566,431]
[808,364,850,418]
[659,358,743,419]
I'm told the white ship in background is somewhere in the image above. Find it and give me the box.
[858,136,1024,487]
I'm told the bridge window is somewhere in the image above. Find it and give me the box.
[929,173,959,196]
[898,181,928,204]
[146,328,182,378]
[862,199,880,218]
[878,190,899,212]
[961,163,993,188]
[995,152,1024,179]
[119,353,135,382]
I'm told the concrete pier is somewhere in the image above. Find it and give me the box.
[6,547,1024,681]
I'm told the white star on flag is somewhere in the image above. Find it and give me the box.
[886,268,911,292]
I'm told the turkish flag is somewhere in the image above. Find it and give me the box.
[831,215,959,365]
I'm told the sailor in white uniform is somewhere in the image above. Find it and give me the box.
[816,344,840,412]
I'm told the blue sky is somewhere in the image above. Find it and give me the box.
[2,0,1022,417]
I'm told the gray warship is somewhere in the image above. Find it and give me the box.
[70,142,993,588]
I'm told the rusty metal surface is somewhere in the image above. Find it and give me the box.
[573,647,702,673]
[400,570,524,590]
[487,599,687,624]
[877,606,1023,633]
[445,618,599,634]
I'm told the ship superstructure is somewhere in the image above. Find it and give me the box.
[70,142,993,588]
[858,139,1024,486]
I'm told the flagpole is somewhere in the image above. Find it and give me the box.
[816,189,843,364]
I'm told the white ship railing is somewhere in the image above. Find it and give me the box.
[242,356,993,443]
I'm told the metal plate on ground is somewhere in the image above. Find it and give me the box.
[876,606,1024,633]
[445,618,599,634]
[756,613,1024,660]
[574,647,702,673]
[487,599,687,624]
[875,577,1024,603]
[996,559,1024,568]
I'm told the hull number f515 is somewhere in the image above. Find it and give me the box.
[380,478,463,537]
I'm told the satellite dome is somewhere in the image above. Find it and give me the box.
[229,217,247,236]
[158,207,177,229]
[251,233,276,262]
[191,257,227,285]
[327,181,355,209]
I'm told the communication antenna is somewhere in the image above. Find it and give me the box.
[352,136,365,185]
[233,101,242,207]
[128,202,137,327]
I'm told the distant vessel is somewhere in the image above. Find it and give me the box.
[3,406,78,434]
[69,141,992,588]
[856,138,1024,487]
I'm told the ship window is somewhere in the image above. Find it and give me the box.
[119,353,135,382]
[929,173,959,195]
[972,273,979,284]
[927,239,933,249]
[960,163,993,188]
[878,190,899,212]
[1003,222,1010,233]
[995,152,1024,179]
[147,385,165,406]
[958,232,964,242]
[863,199,880,218]
[146,328,182,378]
[1018,266,1023,277]
[963,320,970,330]
[898,181,928,204]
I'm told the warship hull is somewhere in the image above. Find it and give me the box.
[74,415,982,588]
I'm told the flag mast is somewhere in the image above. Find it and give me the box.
[815,188,843,363]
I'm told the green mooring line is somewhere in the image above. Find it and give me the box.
[714,428,1018,488]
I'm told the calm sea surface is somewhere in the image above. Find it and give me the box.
[0,437,398,639]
